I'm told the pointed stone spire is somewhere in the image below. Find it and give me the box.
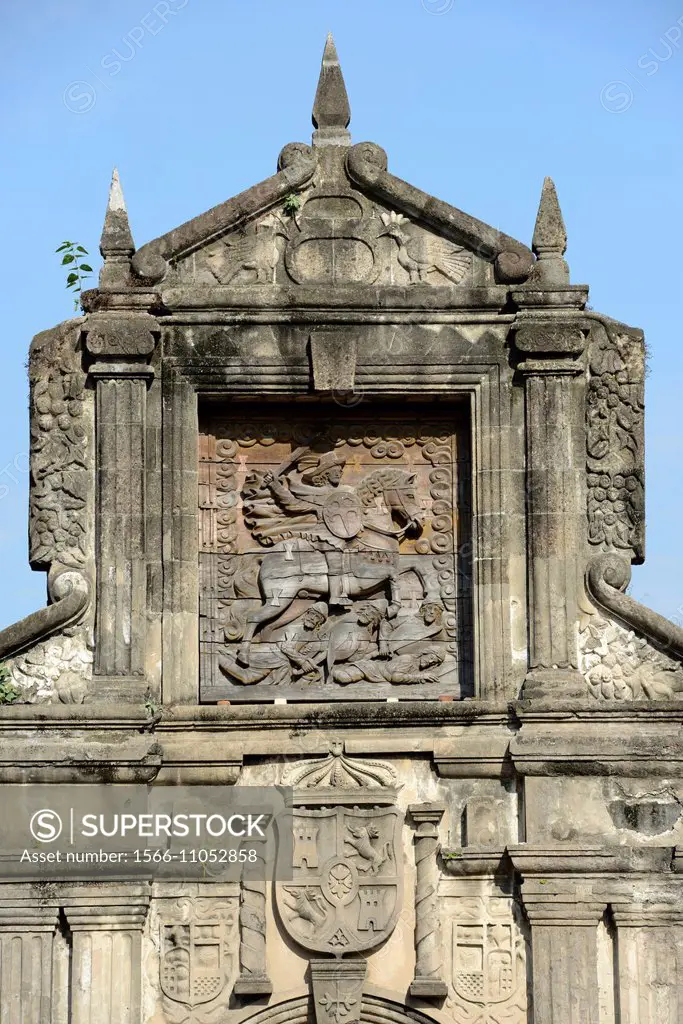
[312,33,351,147]
[532,177,569,285]
[100,168,135,259]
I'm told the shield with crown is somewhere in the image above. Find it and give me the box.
[276,745,403,956]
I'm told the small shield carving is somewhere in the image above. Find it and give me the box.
[160,920,226,1007]
[452,919,518,1006]
[322,491,364,540]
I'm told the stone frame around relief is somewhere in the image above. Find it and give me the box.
[160,358,517,705]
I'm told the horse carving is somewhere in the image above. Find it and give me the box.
[238,452,425,664]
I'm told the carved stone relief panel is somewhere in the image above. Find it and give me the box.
[171,179,489,289]
[198,405,472,701]
[579,601,683,701]
[586,323,645,562]
[29,325,93,573]
[147,895,238,1024]
[442,892,529,1024]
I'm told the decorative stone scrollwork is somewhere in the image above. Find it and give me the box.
[581,554,683,701]
[580,610,683,702]
[30,368,90,570]
[0,569,92,702]
[84,315,157,356]
[586,323,645,561]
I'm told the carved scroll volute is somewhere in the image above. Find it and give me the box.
[84,313,158,360]
[276,747,403,1024]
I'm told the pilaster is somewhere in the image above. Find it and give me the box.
[85,315,157,699]
[514,314,587,699]
[610,890,683,1024]
[63,889,150,1024]
[0,902,59,1023]
[509,847,610,1024]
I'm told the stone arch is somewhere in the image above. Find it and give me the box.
[230,991,447,1024]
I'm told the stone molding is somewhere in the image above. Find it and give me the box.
[131,143,318,284]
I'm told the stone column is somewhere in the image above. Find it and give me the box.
[0,902,58,1023]
[85,316,157,696]
[611,900,683,1024]
[521,885,603,1023]
[161,370,199,704]
[515,318,586,699]
[234,836,272,996]
[408,802,447,999]
[64,890,150,1024]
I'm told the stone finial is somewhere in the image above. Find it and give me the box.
[532,176,569,285]
[99,168,134,258]
[312,33,351,147]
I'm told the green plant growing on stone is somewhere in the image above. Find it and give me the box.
[143,692,163,731]
[0,664,20,705]
[282,193,301,217]
[55,241,93,311]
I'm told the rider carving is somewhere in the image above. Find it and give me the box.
[260,451,354,607]
[238,446,425,665]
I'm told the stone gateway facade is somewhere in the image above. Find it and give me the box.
[1,35,682,1024]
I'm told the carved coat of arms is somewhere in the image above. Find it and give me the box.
[160,917,230,1010]
[449,899,527,1022]
[276,804,403,956]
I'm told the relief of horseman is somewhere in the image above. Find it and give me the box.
[239,448,426,664]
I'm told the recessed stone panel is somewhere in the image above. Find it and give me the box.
[198,404,472,701]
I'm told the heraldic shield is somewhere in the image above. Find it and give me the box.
[160,919,228,1007]
[276,806,403,955]
[452,916,521,1007]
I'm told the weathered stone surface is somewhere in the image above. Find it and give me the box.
[1,31,682,1024]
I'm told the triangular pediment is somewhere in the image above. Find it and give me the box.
[131,142,533,291]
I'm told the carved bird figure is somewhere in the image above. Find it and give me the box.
[378,211,471,285]
[206,213,283,285]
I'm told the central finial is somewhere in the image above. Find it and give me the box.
[312,33,351,147]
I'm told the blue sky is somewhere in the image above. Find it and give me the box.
[1,0,682,629]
